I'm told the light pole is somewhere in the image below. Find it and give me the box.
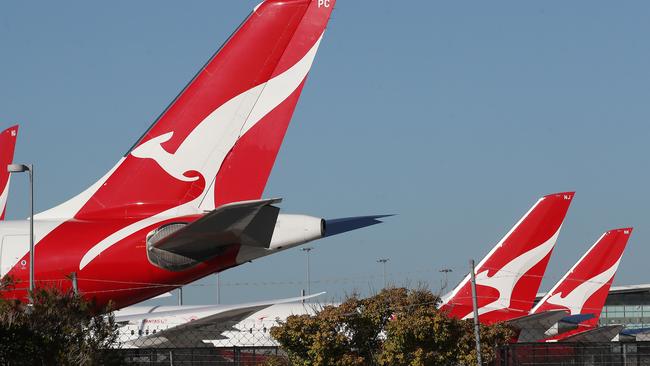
[377,258,389,288]
[439,268,453,292]
[301,247,313,296]
[7,164,34,294]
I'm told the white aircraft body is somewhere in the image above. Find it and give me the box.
[114,294,332,348]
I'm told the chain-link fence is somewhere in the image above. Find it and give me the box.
[112,342,650,366]
[111,323,287,365]
[114,320,283,348]
[499,342,650,366]
[108,312,650,365]
[112,347,284,366]
[513,324,630,343]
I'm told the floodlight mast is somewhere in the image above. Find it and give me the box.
[377,258,390,288]
[7,164,34,298]
[302,247,314,296]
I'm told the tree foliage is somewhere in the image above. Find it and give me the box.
[0,283,122,365]
[271,287,514,366]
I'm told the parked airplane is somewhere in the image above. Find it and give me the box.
[439,192,574,324]
[524,228,632,342]
[200,302,326,348]
[0,125,18,220]
[113,195,632,347]
[0,0,387,310]
[114,192,579,349]
[114,294,327,348]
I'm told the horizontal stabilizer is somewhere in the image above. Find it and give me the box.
[324,215,393,237]
[558,325,624,343]
[619,327,650,341]
[509,310,569,329]
[509,310,569,343]
[561,313,595,325]
[147,198,281,271]
[620,327,650,336]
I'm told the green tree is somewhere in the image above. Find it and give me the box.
[378,288,464,365]
[455,320,514,366]
[270,287,514,366]
[0,284,123,365]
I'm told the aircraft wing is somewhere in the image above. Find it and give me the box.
[151,292,173,300]
[117,292,324,348]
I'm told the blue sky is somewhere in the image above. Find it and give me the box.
[1,1,649,305]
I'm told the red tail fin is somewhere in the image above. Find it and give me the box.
[0,125,18,220]
[440,192,574,324]
[532,228,632,328]
[40,0,335,220]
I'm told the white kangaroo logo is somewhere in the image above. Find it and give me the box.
[131,36,324,191]
[464,228,560,318]
[544,260,620,315]
[80,36,325,270]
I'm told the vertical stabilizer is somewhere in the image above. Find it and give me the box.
[532,228,632,329]
[37,0,336,220]
[440,192,574,324]
[0,125,18,220]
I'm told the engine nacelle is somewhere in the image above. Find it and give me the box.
[268,214,325,250]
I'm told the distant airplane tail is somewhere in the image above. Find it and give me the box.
[439,192,574,323]
[0,125,18,220]
[38,0,335,220]
[532,228,632,330]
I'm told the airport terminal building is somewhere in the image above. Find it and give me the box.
[535,284,650,329]
[601,285,650,329]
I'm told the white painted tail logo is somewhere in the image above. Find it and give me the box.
[463,228,561,319]
[131,36,324,201]
[79,36,325,270]
[544,259,620,315]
